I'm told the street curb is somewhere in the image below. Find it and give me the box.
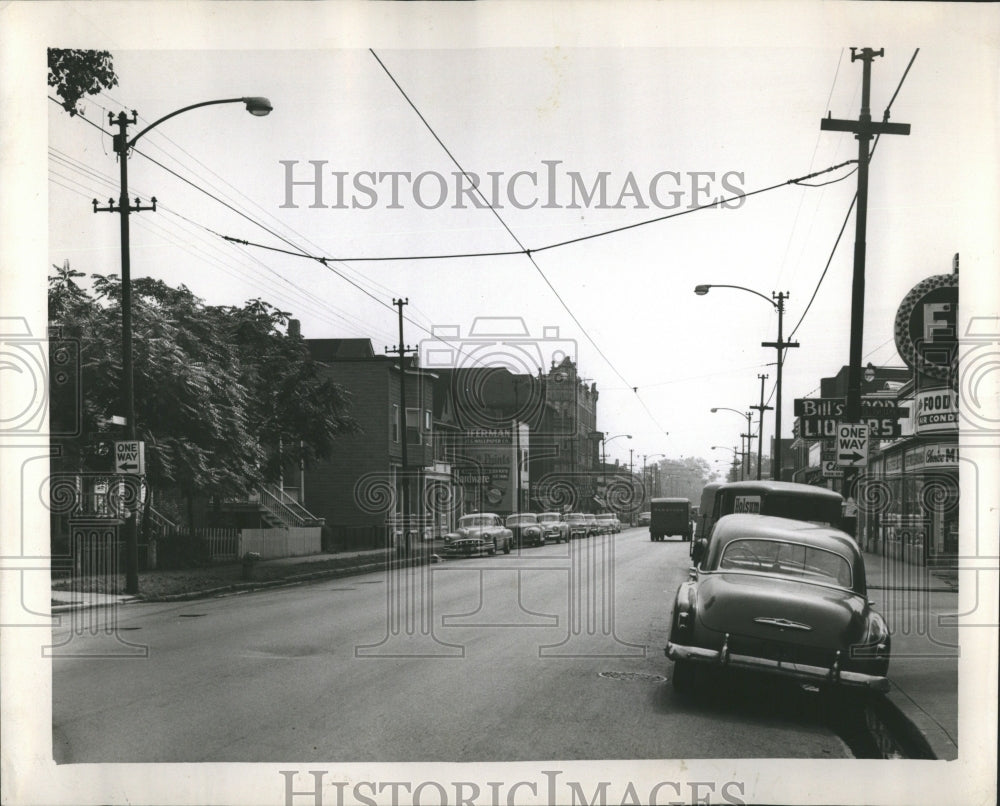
[51,599,139,614]
[135,553,433,603]
[875,685,956,761]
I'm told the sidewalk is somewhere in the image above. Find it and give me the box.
[862,549,959,760]
[51,542,445,610]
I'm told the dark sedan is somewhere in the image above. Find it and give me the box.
[506,513,547,548]
[666,514,890,693]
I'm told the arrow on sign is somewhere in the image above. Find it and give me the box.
[119,463,139,472]
[841,452,864,463]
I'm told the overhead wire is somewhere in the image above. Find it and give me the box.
[788,47,918,342]
[51,96,534,373]
[49,167,384,338]
[94,90,403,305]
[367,47,669,435]
[48,105,396,341]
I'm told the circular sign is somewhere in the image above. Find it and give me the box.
[894,273,958,381]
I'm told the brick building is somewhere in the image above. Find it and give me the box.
[305,339,452,550]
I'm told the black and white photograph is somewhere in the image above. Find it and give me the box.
[1,2,997,805]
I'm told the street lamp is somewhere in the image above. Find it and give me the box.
[711,407,753,480]
[711,445,741,482]
[694,284,799,480]
[641,453,665,499]
[601,433,632,488]
[94,96,272,594]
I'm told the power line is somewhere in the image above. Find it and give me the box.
[787,48,918,342]
[368,48,668,434]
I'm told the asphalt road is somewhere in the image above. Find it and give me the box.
[52,528,852,762]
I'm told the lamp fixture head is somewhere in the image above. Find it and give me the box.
[694,285,711,296]
[243,97,273,116]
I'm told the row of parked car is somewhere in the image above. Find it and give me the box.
[442,511,623,557]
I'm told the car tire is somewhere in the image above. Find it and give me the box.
[539,536,546,546]
[488,540,497,556]
[503,540,511,554]
[672,660,695,693]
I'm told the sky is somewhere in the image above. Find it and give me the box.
[43,34,997,475]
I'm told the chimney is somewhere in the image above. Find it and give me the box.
[288,319,301,338]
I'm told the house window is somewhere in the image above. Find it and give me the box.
[406,408,421,445]
[392,404,400,443]
[425,410,432,435]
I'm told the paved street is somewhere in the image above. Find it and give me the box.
[53,528,856,762]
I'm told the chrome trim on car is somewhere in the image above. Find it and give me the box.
[753,617,813,632]
[665,642,889,692]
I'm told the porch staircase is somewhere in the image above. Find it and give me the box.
[226,484,325,529]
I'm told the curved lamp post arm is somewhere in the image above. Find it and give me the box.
[128,96,272,148]
[694,284,777,309]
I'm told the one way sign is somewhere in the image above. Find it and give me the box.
[836,424,868,468]
[114,440,145,475]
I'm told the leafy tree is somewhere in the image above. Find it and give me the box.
[652,455,716,502]
[48,267,356,527]
[48,49,118,116]
[220,299,356,482]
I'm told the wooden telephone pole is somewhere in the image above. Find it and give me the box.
[388,298,417,555]
[821,47,911,423]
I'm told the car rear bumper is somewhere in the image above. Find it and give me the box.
[665,641,889,692]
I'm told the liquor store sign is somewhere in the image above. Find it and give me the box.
[793,397,904,439]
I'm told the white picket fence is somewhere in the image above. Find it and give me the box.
[196,527,322,561]
[197,528,241,561]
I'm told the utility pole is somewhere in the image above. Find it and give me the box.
[821,47,910,423]
[761,292,797,481]
[93,111,157,596]
[750,374,772,481]
[388,298,417,556]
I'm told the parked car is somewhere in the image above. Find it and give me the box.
[565,512,589,539]
[584,513,602,536]
[596,513,620,534]
[506,513,547,548]
[695,481,846,563]
[650,497,692,542]
[666,513,890,693]
[638,511,651,527]
[443,513,512,557]
[537,512,570,543]
[694,483,722,556]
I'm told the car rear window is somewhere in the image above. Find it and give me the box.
[719,538,852,588]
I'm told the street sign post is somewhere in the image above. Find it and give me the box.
[114,440,145,475]
[836,424,868,468]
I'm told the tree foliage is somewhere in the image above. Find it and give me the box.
[48,266,356,503]
[652,455,717,502]
[47,49,118,116]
